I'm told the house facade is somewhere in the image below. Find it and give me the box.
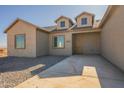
[5,11,101,57]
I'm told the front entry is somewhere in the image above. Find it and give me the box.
[72,33,100,54]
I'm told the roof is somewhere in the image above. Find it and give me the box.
[4,9,107,34]
[50,27,101,33]
[75,11,95,21]
[4,18,49,33]
[51,28,68,32]
[51,20,100,32]
[72,25,93,30]
[43,25,57,31]
[55,16,74,25]
[68,19,100,30]
[99,6,113,28]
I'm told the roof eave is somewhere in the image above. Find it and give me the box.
[4,18,49,33]
[55,16,74,24]
[75,12,95,21]
[99,5,113,28]
[4,18,19,33]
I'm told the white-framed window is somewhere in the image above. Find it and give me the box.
[53,35,64,48]
[81,18,87,25]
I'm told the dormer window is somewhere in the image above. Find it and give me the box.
[60,21,65,27]
[81,18,87,25]
[55,16,74,30]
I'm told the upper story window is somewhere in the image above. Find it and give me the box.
[15,34,25,49]
[53,35,64,48]
[81,18,87,25]
[60,21,65,27]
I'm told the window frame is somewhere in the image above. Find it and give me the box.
[52,35,65,49]
[60,21,65,27]
[81,17,88,25]
[15,34,26,49]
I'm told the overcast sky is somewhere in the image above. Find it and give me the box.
[0,5,108,48]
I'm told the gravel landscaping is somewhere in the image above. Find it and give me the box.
[0,56,67,88]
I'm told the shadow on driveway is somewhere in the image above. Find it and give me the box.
[0,56,67,75]
[0,55,68,88]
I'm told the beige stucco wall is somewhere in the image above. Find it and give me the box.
[76,14,93,27]
[72,32,100,54]
[36,29,49,56]
[56,18,70,30]
[49,32,72,55]
[7,21,37,57]
[101,6,124,71]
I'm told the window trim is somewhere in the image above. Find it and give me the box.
[81,17,88,25]
[15,34,26,49]
[60,21,65,27]
[52,35,65,49]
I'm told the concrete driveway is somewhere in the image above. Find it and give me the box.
[16,55,124,88]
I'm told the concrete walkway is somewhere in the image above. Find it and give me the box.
[16,55,124,88]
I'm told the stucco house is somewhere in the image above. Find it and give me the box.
[4,11,101,57]
[4,5,124,71]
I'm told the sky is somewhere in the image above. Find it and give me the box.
[0,5,108,48]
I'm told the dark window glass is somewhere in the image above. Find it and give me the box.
[81,18,87,25]
[54,36,57,47]
[15,34,25,49]
[60,21,65,27]
[53,36,64,48]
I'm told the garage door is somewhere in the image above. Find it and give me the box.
[72,33,100,54]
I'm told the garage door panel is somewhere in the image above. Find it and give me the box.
[72,33,100,54]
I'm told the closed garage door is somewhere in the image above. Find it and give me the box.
[72,33,100,54]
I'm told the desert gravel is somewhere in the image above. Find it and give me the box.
[0,56,67,88]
